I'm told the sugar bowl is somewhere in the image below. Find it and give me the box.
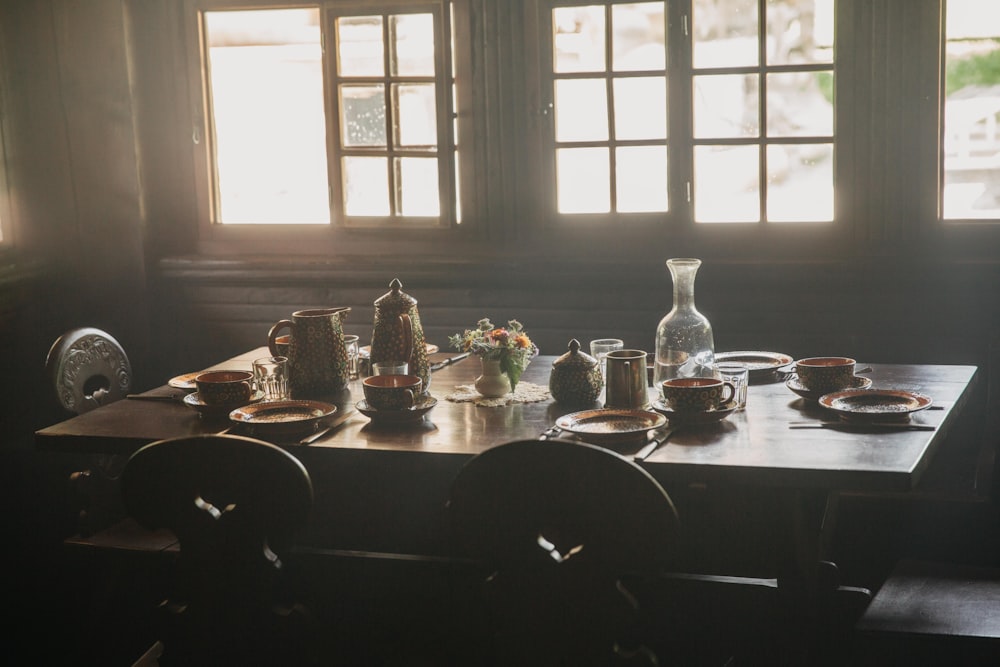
[549,339,604,405]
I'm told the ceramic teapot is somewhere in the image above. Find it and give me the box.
[370,279,430,393]
[549,339,603,406]
[268,307,351,398]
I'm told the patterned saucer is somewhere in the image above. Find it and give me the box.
[785,375,872,402]
[356,396,437,424]
[183,390,264,416]
[651,399,738,425]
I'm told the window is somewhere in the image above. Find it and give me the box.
[196,1,454,228]
[943,0,1000,220]
[533,0,834,224]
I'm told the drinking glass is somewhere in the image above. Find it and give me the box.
[373,360,409,376]
[344,335,360,380]
[589,338,624,376]
[253,356,290,401]
[714,362,749,410]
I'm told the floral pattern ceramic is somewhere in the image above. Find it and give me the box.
[549,339,603,405]
[371,279,431,394]
[268,307,351,399]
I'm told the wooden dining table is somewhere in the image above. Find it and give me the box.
[36,347,979,589]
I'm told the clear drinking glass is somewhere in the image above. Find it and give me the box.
[344,335,360,380]
[589,338,624,376]
[714,362,749,410]
[373,360,409,376]
[253,356,290,401]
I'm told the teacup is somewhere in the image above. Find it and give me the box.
[363,374,422,411]
[661,377,736,413]
[795,357,856,393]
[195,370,254,405]
[273,334,291,357]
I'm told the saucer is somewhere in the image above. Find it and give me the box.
[168,372,200,391]
[356,396,437,424]
[785,375,872,402]
[651,399,738,425]
[183,390,264,416]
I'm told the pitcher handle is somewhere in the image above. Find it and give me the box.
[267,320,294,357]
[399,313,414,366]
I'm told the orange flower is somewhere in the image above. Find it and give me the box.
[514,334,532,349]
[490,328,509,345]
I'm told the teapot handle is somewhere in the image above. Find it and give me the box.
[267,320,294,357]
[399,313,414,366]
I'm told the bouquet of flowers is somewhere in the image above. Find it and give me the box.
[448,318,538,390]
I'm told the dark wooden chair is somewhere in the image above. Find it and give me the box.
[121,434,315,666]
[447,437,683,666]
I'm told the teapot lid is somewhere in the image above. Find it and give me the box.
[374,278,417,310]
[552,339,598,370]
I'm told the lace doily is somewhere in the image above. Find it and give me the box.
[444,381,551,407]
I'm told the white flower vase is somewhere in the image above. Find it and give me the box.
[475,358,511,398]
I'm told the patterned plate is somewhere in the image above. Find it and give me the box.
[555,408,667,446]
[229,400,338,436]
[715,351,794,384]
[168,372,200,391]
[818,389,933,422]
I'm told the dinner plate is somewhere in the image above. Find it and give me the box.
[786,375,872,402]
[229,400,338,437]
[715,351,793,384]
[651,399,738,425]
[183,390,264,416]
[168,372,200,391]
[818,389,933,422]
[355,396,437,424]
[554,408,667,446]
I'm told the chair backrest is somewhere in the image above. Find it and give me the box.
[448,438,682,666]
[46,327,132,414]
[121,434,314,665]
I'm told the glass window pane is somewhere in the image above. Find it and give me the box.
[614,77,666,140]
[398,157,440,216]
[394,84,437,146]
[343,156,390,215]
[766,0,834,66]
[205,9,329,224]
[612,3,666,72]
[694,145,759,222]
[943,0,1000,219]
[766,72,833,137]
[616,146,668,212]
[338,16,384,76]
[766,144,833,221]
[694,74,759,138]
[555,79,609,141]
[391,13,435,76]
[557,147,610,213]
[553,6,606,73]
[692,0,759,68]
[341,85,386,147]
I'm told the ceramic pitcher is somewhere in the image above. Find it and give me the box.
[370,279,430,394]
[268,307,351,398]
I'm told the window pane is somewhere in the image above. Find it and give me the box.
[694,145,759,222]
[391,13,435,76]
[943,0,1000,219]
[554,6,606,73]
[555,79,609,141]
[614,77,666,140]
[398,158,440,216]
[692,0,759,68]
[558,147,610,213]
[766,0,834,66]
[612,3,666,72]
[343,156,390,215]
[338,16,385,76]
[694,74,759,138]
[616,146,668,212]
[205,9,328,224]
[766,144,833,221]
[394,84,437,146]
[341,85,387,147]
[766,72,833,137]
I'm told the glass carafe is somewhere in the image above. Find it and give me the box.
[654,258,715,386]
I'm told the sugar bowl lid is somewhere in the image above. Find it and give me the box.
[552,339,599,370]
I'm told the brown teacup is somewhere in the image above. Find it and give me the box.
[195,370,254,406]
[273,334,291,357]
[795,357,856,393]
[661,377,736,413]
[362,374,422,411]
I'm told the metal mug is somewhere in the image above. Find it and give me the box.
[604,349,650,410]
